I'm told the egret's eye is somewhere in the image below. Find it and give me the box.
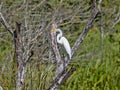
[56,31,60,34]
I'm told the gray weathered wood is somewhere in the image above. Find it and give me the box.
[50,23,64,78]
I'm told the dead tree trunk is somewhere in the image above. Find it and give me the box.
[14,22,27,90]
[0,12,29,90]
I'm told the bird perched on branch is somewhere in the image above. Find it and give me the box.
[55,29,71,59]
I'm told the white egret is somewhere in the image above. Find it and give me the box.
[56,29,71,59]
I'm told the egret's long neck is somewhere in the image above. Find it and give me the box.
[57,29,63,44]
[57,29,62,36]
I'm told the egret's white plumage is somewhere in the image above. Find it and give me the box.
[56,29,71,59]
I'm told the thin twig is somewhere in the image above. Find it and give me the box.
[0,12,13,35]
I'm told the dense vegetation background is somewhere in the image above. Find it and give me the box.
[0,0,120,90]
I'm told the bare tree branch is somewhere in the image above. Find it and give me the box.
[71,0,99,56]
[112,10,120,28]
[98,0,102,12]
[0,12,13,35]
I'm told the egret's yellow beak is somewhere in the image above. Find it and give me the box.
[51,29,57,33]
